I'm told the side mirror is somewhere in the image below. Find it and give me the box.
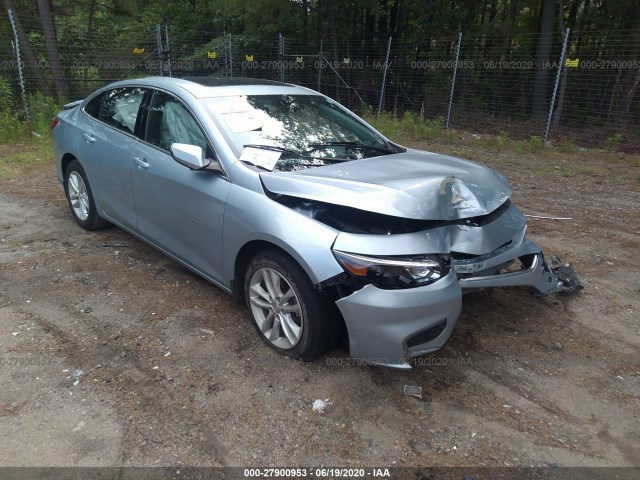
[170,143,210,170]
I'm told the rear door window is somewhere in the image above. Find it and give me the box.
[99,87,146,134]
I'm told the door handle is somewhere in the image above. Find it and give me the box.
[82,133,95,143]
[133,156,150,169]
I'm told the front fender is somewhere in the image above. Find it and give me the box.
[222,184,342,287]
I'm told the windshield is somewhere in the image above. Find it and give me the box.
[203,94,402,171]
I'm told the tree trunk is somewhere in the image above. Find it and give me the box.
[3,0,52,96]
[531,0,557,117]
[301,0,309,41]
[37,0,67,100]
[389,0,400,39]
[377,0,389,43]
[329,0,340,101]
[616,6,640,123]
[83,0,97,93]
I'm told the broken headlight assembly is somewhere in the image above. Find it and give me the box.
[332,250,450,289]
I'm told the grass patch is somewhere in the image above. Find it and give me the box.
[0,138,55,179]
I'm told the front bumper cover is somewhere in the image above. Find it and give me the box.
[335,228,580,369]
[336,269,462,370]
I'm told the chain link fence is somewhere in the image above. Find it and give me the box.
[1,12,638,151]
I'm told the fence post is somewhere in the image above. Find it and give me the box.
[155,24,164,76]
[317,37,323,91]
[377,36,392,117]
[228,33,233,77]
[544,28,570,143]
[278,33,285,82]
[446,31,462,129]
[7,9,30,121]
[164,25,172,77]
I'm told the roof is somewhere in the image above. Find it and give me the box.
[182,77,289,87]
[137,76,315,98]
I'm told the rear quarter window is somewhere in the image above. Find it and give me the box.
[83,92,104,119]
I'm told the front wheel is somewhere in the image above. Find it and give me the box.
[244,250,335,361]
[64,160,108,231]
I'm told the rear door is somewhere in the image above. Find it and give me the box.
[131,89,230,284]
[77,87,147,229]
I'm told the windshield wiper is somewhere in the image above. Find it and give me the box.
[305,141,396,155]
[243,144,351,164]
[243,144,308,157]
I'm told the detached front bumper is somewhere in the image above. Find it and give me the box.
[454,226,581,295]
[335,227,580,369]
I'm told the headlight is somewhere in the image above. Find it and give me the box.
[333,250,449,289]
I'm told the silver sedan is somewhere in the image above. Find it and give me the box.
[52,77,580,369]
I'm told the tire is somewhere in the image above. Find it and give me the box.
[63,159,109,231]
[244,250,336,361]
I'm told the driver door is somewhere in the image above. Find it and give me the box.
[131,89,230,284]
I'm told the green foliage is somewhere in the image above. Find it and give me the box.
[364,112,398,138]
[604,134,622,152]
[558,141,575,154]
[528,135,544,152]
[0,75,26,144]
[0,111,28,144]
[368,112,474,148]
[497,131,509,149]
[0,76,61,144]
[359,104,375,118]
[27,92,62,137]
[0,75,15,113]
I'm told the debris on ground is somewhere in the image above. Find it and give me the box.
[312,399,330,413]
[404,385,423,399]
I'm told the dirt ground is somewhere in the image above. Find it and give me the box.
[0,140,638,469]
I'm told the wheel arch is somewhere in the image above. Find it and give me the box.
[232,239,309,306]
[61,153,78,178]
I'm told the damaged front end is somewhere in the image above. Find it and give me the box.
[260,158,580,369]
[326,207,580,368]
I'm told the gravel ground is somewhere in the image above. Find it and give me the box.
[0,142,638,468]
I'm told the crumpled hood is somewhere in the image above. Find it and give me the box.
[260,149,511,220]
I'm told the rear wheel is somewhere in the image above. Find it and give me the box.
[244,250,334,361]
[64,160,108,230]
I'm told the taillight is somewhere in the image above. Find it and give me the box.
[51,116,60,130]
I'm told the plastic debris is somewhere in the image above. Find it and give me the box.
[312,399,330,413]
[524,214,572,220]
[403,385,423,399]
[199,328,214,335]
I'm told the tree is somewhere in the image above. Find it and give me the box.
[3,0,51,96]
[36,0,66,100]
[531,0,557,117]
